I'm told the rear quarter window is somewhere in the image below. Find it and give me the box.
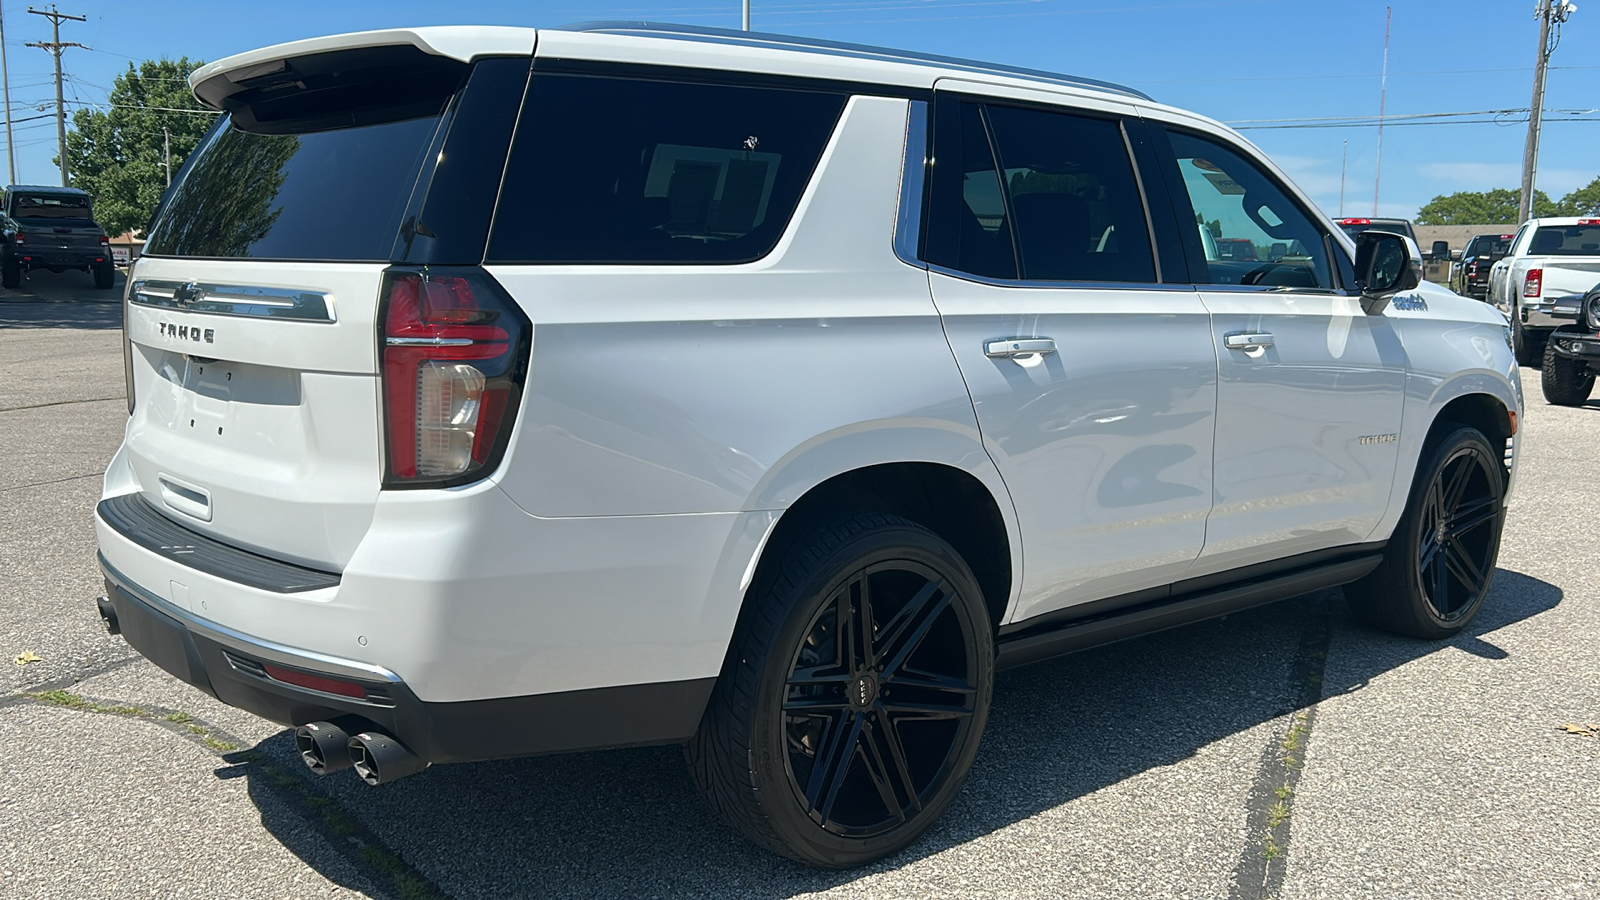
[486,73,847,265]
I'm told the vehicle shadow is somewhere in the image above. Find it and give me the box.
[0,268,124,330]
[239,568,1560,899]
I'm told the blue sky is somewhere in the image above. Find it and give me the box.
[3,0,1596,220]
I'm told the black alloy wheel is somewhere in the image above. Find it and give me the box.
[688,513,994,867]
[1413,442,1502,621]
[1349,426,1506,639]
[781,559,980,839]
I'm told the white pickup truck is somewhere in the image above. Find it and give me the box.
[1488,216,1600,365]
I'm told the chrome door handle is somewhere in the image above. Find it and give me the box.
[984,338,1057,358]
[1224,332,1275,350]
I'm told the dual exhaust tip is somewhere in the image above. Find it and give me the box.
[294,719,429,785]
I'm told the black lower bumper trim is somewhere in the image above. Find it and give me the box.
[101,566,715,764]
[97,493,340,593]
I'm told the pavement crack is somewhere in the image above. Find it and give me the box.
[0,396,123,414]
[0,471,102,493]
[1228,599,1333,900]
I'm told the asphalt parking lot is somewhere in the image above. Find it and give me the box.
[2,275,1596,899]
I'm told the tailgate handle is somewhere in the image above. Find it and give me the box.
[158,476,213,523]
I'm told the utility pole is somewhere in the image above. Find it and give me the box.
[25,5,86,187]
[162,125,170,186]
[1372,6,1390,217]
[0,2,16,185]
[1519,0,1576,223]
[743,0,750,31]
[1339,139,1348,217]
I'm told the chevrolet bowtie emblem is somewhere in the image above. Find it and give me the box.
[172,282,201,304]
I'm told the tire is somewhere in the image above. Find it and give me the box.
[1512,315,1542,367]
[1541,337,1595,406]
[1347,426,1505,639]
[93,263,115,290]
[687,513,994,867]
[1,261,18,290]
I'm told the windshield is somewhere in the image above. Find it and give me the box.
[11,193,91,221]
[1528,225,1600,257]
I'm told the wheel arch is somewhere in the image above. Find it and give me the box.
[740,460,1019,640]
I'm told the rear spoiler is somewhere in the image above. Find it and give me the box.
[189,26,534,111]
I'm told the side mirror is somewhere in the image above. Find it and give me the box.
[1354,230,1422,314]
[1430,240,1451,261]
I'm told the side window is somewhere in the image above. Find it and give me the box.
[984,104,1155,283]
[1166,130,1332,290]
[487,74,847,265]
[947,102,1016,279]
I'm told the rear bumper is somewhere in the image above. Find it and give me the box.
[17,252,103,269]
[100,554,714,763]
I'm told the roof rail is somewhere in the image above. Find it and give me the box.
[559,21,1153,102]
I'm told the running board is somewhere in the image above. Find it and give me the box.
[995,553,1383,670]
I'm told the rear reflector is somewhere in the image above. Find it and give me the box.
[261,663,368,699]
[1524,269,1543,298]
[379,268,529,488]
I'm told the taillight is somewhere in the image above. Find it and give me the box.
[378,267,529,488]
[12,234,22,245]
[1469,262,1478,277]
[1523,269,1542,299]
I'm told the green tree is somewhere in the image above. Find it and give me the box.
[1415,188,1559,225]
[1558,176,1600,217]
[65,57,212,237]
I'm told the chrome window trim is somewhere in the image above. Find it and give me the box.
[926,262,1196,292]
[893,99,929,269]
[100,554,402,684]
[130,279,337,323]
[1193,282,1344,296]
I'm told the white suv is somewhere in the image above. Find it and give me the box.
[96,23,1522,867]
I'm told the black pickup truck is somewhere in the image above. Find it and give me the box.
[1,185,116,290]
[1450,232,1515,301]
[1542,285,1600,406]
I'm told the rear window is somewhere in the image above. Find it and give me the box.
[144,113,442,260]
[11,193,91,220]
[1338,219,1416,242]
[1529,225,1600,256]
[1469,236,1512,258]
[486,73,847,264]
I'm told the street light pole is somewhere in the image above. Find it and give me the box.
[743,0,750,31]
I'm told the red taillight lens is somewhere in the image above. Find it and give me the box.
[1469,262,1478,277]
[1523,269,1543,298]
[12,234,22,244]
[379,268,529,487]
